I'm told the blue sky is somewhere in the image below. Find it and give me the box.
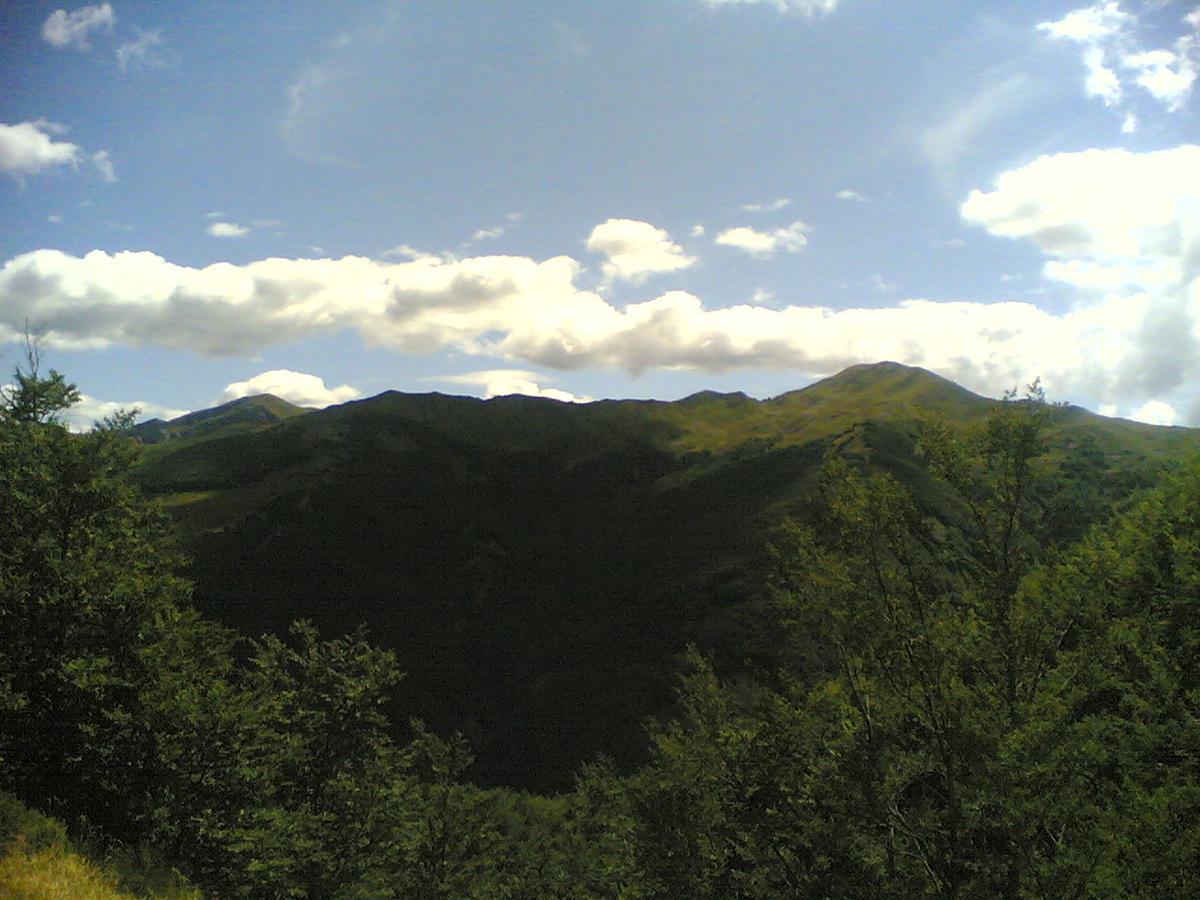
[2,0,1198,427]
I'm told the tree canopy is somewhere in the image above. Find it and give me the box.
[2,363,1197,897]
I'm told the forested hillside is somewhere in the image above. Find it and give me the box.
[132,362,1187,789]
[3,360,1198,897]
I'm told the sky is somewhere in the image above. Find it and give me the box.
[1,0,1199,429]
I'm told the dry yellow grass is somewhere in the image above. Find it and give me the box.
[0,838,132,900]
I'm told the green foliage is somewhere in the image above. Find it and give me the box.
[608,388,1200,897]
[4,358,1199,897]
[0,366,188,834]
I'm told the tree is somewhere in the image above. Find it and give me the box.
[616,384,1160,897]
[0,331,81,426]
[0,347,186,837]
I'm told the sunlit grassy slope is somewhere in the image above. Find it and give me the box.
[129,361,1198,790]
[131,394,309,456]
[0,794,198,900]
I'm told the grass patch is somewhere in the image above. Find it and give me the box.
[0,794,199,899]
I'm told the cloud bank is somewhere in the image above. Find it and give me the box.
[2,154,1198,421]
[962,143,1200,408]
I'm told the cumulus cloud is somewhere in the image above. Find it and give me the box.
[836,189,866,202]
[1038,2,1199,118]
[962,143,1200,407]
[42,3,115,50]
[0,121,81,178]
[222,369,360,408]
[586,218,695,283]
[703,0,839,15]
[0,245,1138,397]
[1129,399,1177,426]
[715,221,810,257]
[3,145,1199,418]
[436,369,589,403]
[207,221,249,238]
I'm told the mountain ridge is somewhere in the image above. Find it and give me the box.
[128,362,1197,790]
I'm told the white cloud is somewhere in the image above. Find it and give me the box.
[91,149,116,182]
[0,121,81,177]
[0,245,1120,397]
[715,221,810,257]
[222,369,360,408]
[116,27,165,72]
[207,221,249,238]
[436,369,589,403]
[1129,399,1177,426]
[703,0,839,15]
[1037,1,1129,42]
[42,3,115,50]
[586,218,695,283]
[1038,2,1199,119]
[63,394,188,433]
[1123,48,1196,111]
[836,189,866,202]
[690,224,706,237]
[3,149,1198,418]
[960,145,1200,265]
[1083,44,1124,106]
[204,211,224,220]
[742,197,792,213]
[961,143,1200,407]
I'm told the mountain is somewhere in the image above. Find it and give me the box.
[129,394,310,447]
[130,362,1198,790]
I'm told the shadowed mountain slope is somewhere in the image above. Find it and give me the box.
[130,362,1198,790]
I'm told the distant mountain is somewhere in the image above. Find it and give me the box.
[130,362,1198,790]
[128,394,310,446]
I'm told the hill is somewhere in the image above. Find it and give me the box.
[129,393,309,447]
[131,362,1198,790]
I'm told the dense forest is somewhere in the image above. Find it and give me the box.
[2,357,1199,897]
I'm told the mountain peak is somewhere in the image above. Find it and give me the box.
[128,393,309,445]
